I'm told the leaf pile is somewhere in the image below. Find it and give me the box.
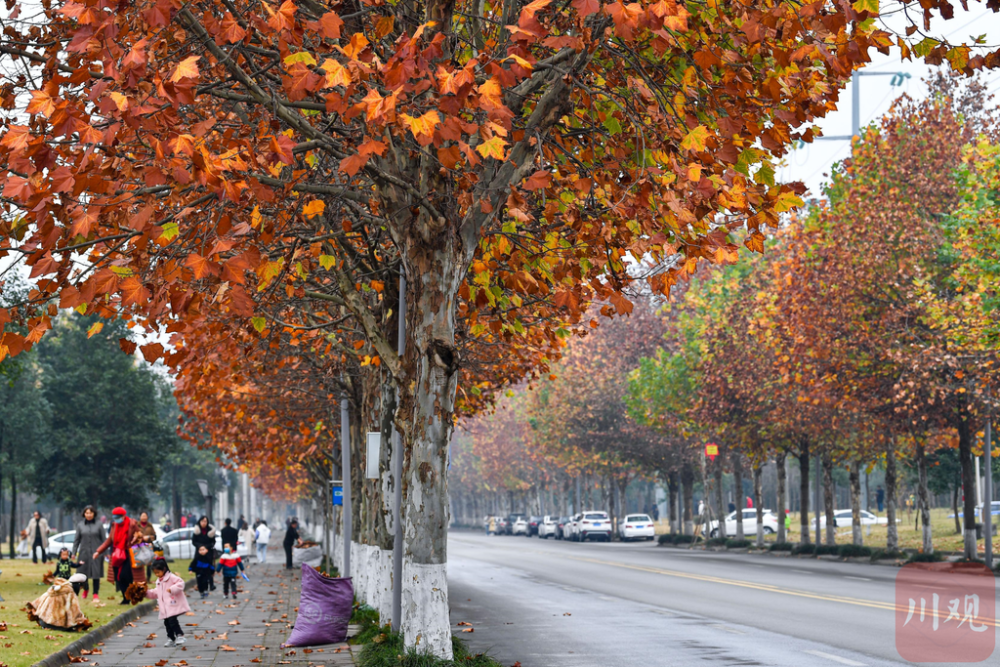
[124,582,148,606]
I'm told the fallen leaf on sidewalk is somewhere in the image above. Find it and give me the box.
[216,633,229,641]
[562,613,571,616]
[215,610,225,615]
[67,655,87,663]
[184,612,195,616]
[250,660,260,664]
[143,643,155,648]
[146,633,157,640]
[513,662,522,667]
[286,650,296,656]
[302,649,313,654]
[155,660,168,665]
[184,624,198,627]
[228,620,240,626]
[171,661,188,666]
[220,646,236,652]
[127,622,137,627]
[461,628,474,633]
[456,622,472,626]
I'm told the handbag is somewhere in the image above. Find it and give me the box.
[131,542,155,567]
[111,546,127,567]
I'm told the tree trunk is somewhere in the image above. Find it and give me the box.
[713,452,726,539]
[9,469,17,559]
[916,441,932,554]
[798,446,811,544]
[952,486,961,535]
[733,452,744,541]
[753,464,764,548]
[823,456,836,546]
[681,464,694,535]
[886,445,899,553]
[777,453,787,544]
[957,417,977,559]
[667,470,679,535]
[850,461,862,547]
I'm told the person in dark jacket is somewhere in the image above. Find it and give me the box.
[220,519,239,554]
[191,516,217,591]
[72,506,106,601]
[283,519,302,570]
[188,545,215,598]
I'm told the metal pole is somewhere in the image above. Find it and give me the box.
[851,71,860,140]
[391,274,406,632]
[815,456,822,547]
[986,418,993,570]
[341,396,352,579]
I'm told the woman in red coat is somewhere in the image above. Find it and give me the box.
[94,507,146,604]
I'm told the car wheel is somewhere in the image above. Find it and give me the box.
[763,527,775,535]
[647,536,655,541]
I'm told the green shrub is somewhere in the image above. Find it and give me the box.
[838,544,873,558]
[725,539,752,549]
[357,628,503,667]
[673,534,694,544]
[351,604,381,626]
[705,537,728,548]
[768,542,794,552]
[815,544,840,556]
[792,543,817,556]
[907,552,943,563]
[657,533,672,545]
[870,548,905,561]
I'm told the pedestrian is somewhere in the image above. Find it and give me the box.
[93,507,146,605]
[163,519,173,533]
[135,511,158,580]
[72,505,106,601]
[697,500,705,517]
[220,519,239,554]
[53,547,84,586]
[651,504,659,521]
[189,545,215,598]
[238,521,254,560]
[216,543,245,599]
[180,514,188,528]
[146,559,190,647]
[192,515,217,591]
[254,520,271,563]
[238,515,247,531]
[784,509,792,531]
[283,519,302,570]
[746,496,753,509]
[876,486,885,513]
[728,501,736,513]
[25,511,50,563]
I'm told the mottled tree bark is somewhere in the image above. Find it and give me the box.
[823,456,835,546]
[713,451,727,539]
[850,461,862,547]
[776,453,788,545]
[886,446,899,553]
[733,451,745,541]
[916,441,933,554]
[958,418,977,558]
[667,470,680,535]
[798,446,811,545]
[753,464,764,548]
[681,464,695,535]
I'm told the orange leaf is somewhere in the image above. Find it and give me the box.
[140,342,164,363]
[170,56,201,82]
[302,200,325,219]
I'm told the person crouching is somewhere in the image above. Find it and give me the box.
[216,544,245,599]
[188,545,214,598]
[146,559,190,647]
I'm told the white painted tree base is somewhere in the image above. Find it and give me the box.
[402,560,452,659]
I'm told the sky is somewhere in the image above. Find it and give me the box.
[778,4,1000,197]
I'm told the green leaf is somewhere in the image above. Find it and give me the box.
[251,316,267,333]
[603,116,622,135]
[319,254,336,270]
[158,222,179,242]
[680,125,711,152]
[754,163,776,187]
[852,0,879,13]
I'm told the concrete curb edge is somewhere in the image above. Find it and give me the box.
[31,577,196,667]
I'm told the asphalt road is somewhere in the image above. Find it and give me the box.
[448,532,996,667]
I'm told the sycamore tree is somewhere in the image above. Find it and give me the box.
[2,0,1000,655]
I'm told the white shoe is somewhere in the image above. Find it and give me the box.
[163,640,175,648]
[175,637,186,645]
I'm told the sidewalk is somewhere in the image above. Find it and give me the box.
[87,563,358,667]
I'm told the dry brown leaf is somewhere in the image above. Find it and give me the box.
[220,645,236,652]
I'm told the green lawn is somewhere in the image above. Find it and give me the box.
[0,558,121,667]
[655,507,984,553]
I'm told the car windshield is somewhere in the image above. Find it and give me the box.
[627,515,651,522]
[584,513,607,520]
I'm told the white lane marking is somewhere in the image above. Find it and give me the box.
[845,576,871,582]
[709,624,746,635]
[598,596,616,602]
[804,649,867,666]
[792,569,813,574]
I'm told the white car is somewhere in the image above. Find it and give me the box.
[537,515,559,538]
[46,530,77,558]
[574,511,612,542]
[511,517,529,535]
[563,514,580,541]
[160,527,223,561]
[830,509,888,527]
[619,514,656,541]
[709,509,779,538]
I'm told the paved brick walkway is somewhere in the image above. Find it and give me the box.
[89,563,357,667]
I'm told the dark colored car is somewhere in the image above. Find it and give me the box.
[527,516,543,537]
[555,516,571,540]
[505,513,527,535]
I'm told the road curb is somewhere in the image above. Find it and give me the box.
[31,577,196,667]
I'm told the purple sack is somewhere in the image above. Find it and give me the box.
[284,564,354,647]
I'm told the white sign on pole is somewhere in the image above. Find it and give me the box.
[366,432,381,480]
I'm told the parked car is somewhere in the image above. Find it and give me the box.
[619,514,655,541]
[831,509,888,527]
[976,501,1000,519]
[505,513,527,535]
[575,511,612,542]
[563,514,580,541]
[160,527,222,561]
[537,516,559,538]
[709,509,779,538]
[511,517,529,535]
[527,516,543,537]
[555,516,571,540]
[495,517,509,534]
[46,530,77,558]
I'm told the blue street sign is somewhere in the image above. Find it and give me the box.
[333,485,343,506]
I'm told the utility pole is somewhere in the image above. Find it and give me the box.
[391,274,406,633]
[341,394,351,579]
[813,70,911,146]
[985,417,993,570]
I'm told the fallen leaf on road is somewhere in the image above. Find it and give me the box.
[220,646,236,652]
[562,613,571,616]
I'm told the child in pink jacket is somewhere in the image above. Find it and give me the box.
[146,559,191,647]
